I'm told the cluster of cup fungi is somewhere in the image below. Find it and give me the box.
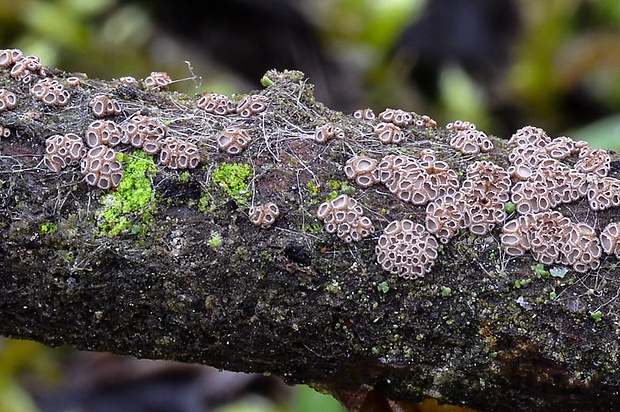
[1,48,619,279]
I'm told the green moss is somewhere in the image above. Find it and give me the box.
[531,263,550,280]
[211,162,252,204]
[325,180,355,201]
[208,231,222,250]
[40,222,57,235]
[97,150,158,237]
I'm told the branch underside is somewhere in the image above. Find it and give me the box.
[1,62,620,412]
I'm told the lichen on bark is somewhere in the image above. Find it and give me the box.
[1,63,620,412]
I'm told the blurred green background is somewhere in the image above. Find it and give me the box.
[1,0,620,411]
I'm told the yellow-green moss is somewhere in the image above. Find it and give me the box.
[97,150,158,237]
[211,162,252,204]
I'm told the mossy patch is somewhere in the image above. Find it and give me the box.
[211,162,252,204]
[40,222,57,235]
[97,150,158,237]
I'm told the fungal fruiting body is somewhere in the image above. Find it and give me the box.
[249,203,280,229]
[30,78,70,107]
[501,211,601,273]
[344,156,379,188]
[217,127,252,155]
[80,145,124,190]
[316,194,373,243]
[315,123,345,143]
[376,219,438,279]
[44,133,86,172]
[89,95,121,118]
[0,88,17,112]
[447,121,493,154]
[197,93,235,115]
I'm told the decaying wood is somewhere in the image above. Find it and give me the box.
[1,64,620,412]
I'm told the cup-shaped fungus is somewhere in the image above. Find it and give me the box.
[159,137,200,169]
[374,122,404,144]
[30,78,70,107]
[121,115,167,149]
[600,222,620,258]
[353,108,375,121]
[378,108,413,127]
[425,191,466,244]
[315,123,345,143]
[0,89,17,112]
[249,203,280,229]
[544,136,577,160]
[197,93,235,115]
[586,176,620,211]
[0,126,10,138]
[344,156,379,188]
[9,54,43,83]
[236,95,268,117]
[217,127,252,155]
[80,145,123,189]
[501,211,602,273]
[449,127,493,155]
[377,152,459,206]
[144,71,172,90]
[0,49,23,68]
[85,120,122,148]
[89,95,121,118]
[508,125,551,148]
[376,219,438,279]
[43,133,86,172]
[575,147,610,178]
[316,194,373,243]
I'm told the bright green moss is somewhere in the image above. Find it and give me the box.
[40,222,57,235]
[97,150,158,237]
[325,180,355,201]
[211,162,252,204]
[208,231,222,250]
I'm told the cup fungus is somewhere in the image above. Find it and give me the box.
[80,145,123,190]
[43,133,86,172]
[376,219,438,279]
[121,115,167,150]
[344,155,379,188]
[144,71,172,90]
[448,124,494,154]
[85,120,122,148]
[378,108,414,127]
[315,123,345,143]
[197,93,235,115]
[0,89,17,112]
[353,108,375,121]
[159,137,200,169]
[236,95,268,117]
[316,194,374,243]
[374,122,404,144]
[30,78,70,107]
[89,95,121,118]
[600,222,620,258]
[217,127,252,155]
[501,211,603,273]
[249,203,280,229]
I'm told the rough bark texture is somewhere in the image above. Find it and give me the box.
[1,64,620,412]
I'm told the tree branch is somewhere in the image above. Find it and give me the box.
[1,61,620,412]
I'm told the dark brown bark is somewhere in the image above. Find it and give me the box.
[1,64,620,412]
